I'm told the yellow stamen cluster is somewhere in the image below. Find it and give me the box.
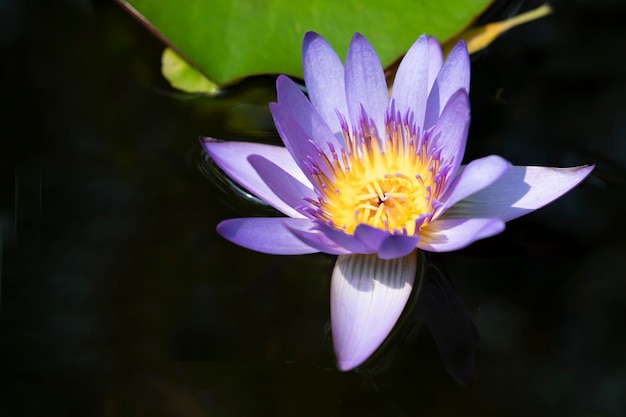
[310,118,442,235]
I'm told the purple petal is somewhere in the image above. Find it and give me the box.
[353,224,389,251]
[315,222,374,254]
[248,154,316,216]
[269,101,325,184]
[201,138,309,218]
[302,32,349,138]
[428,89,470,176]
[424,40,470,130]
[354,224,419,259]
[392,35,429,129]
[286,224,352,255]
[418,217,505,252]
[217,217,319,255]
[426,36,443,93]
[378,235,421,260]
[331,252,417,371]
[275,75,343,151]
[345,33,389,138]
[442,165,594,222]
[438,155,512,214]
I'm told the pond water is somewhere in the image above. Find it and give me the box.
[2,0,626,416]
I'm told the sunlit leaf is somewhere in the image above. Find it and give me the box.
[161,47,220,95]
[442,3,553,55]
[117,0,492,86]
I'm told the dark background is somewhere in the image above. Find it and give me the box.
[1,0,625,416]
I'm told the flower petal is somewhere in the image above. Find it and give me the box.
[331,252,417,371]
[217,218,320,255]
[428,89,471,176]
[275,75,343,151]
[442,165,594,221]
[354,224,419,259]
[314,221,374,254]
[201,138,309,218]
[424,40,470,129]
[302,31,349,138]
[392,35,429,128]
[345,33,389,138]
[418,217,505,252]
[248,154,316,216]
[353,224,389,251]
[426,36,443,93]
[438,155,512,214]
[286,224,352,255]
[269,102,325,184]
[378,235,421,260]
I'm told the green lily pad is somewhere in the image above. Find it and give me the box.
[118,0,492,87]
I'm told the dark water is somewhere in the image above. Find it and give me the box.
[2,0,626,416]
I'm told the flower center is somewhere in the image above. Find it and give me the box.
[308,110,448,236]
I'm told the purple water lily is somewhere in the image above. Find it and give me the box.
[202,32,593,371]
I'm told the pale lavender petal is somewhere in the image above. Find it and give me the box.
[438,155,512,214]
[202,138,310,218]
[354,224,419,259]
[248,154,316,217]
[345,33,389,138]
[331,252,417,371]
[418,217,505,252]
[302,31,349,138]
[217,218,319,255]
[424,40,470,129]
[428,90,470,176]
[392,35,429,127]
[275,75,343,151]
[442,165,594,222]
[426,36,443,93]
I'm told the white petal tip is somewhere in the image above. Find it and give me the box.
[337,359,364,372]
[330,253,419,372]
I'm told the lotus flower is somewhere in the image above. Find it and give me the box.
[202,32,593,371]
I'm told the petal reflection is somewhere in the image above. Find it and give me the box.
[418,264,479,385]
